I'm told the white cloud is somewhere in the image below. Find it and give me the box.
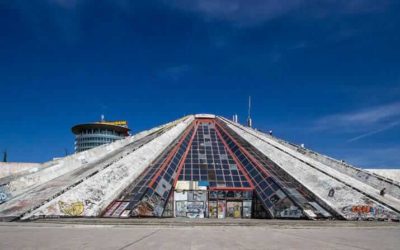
[167,0,302,26]
[166,0,394,26]
[158,65,191,82]
[314,101,400,142]
[346,121,400,142]
[341,146,400,168]
[316,102,400,128]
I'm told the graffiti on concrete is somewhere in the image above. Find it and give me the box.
[0,185,10,204]
[131,193,166,217]
[342,204,399,220]
[274,197,303,218]
[351,205,372,213]
[133,202,154,216]
[279,206,303,218]
[58,201,84,216]
[0,192,7,203]
[188,191,207,202]
[175,201,188,217]
[45,203,59,214]
[328,188,335,197]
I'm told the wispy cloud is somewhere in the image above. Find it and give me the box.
[167,0,302,26]
[8,0,137,44]
[48,0,79,9]
[316,102,400,128]
[315,101,400,142]
[7,0,83,44]
[7,0,396,46]
[158,65,191,82]
[347,121,400,142]
[340,146,400,168]
[166,0,394,27]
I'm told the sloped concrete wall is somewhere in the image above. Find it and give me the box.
[2,139,133,200]
[22,116,194,219]
[0,119,184,220]
[222,118,400,220]
[367,169,400,183]
[0,163,41,179]
[0,118,182,205]
[254,133,400,199]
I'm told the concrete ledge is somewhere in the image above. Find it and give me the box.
[8,218,399,228]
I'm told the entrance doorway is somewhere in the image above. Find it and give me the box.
[227,201,242,218]
[174,190,253,219]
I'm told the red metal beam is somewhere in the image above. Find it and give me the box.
[214,122,255,189]
[148,121,196,188]
[194,118,215,123]
[215,121,273,179]
[209,187,253,191]
[172,121,199,187]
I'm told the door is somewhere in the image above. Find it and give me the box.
[217,200,226,219]
[209,201,218,218]
[227,201,242,218]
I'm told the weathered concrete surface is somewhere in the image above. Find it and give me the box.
[1,117,182,201]
[21,116,194,219]
[222,118,400,220]
[0,162,41,179]
[242,124,400,199]
[0,117,189,220]
[368,169,400,183]
[27,217,400,227]
[0,128,164,220]
[0,220,399,250]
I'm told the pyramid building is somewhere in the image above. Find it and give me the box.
[1,114,400,221]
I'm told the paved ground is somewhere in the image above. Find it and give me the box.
[0,219,399,250]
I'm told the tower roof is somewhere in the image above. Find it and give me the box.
[71,121,130,134]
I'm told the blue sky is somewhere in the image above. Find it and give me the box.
[0,0,399,168]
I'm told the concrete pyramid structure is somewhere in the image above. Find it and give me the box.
[1,114,400,221]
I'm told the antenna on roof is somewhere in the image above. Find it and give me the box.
[247,96,252,128]
[232,114,238,123]
[3,150,7,162]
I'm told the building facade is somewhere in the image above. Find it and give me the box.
[1,114,399,221]
[71,120,130,153]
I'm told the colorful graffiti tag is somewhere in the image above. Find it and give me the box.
[0,186,10,204]
[58,201,84,216]
[351,205,372,213]
[0,192,7,203]
[342,204,399,220]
